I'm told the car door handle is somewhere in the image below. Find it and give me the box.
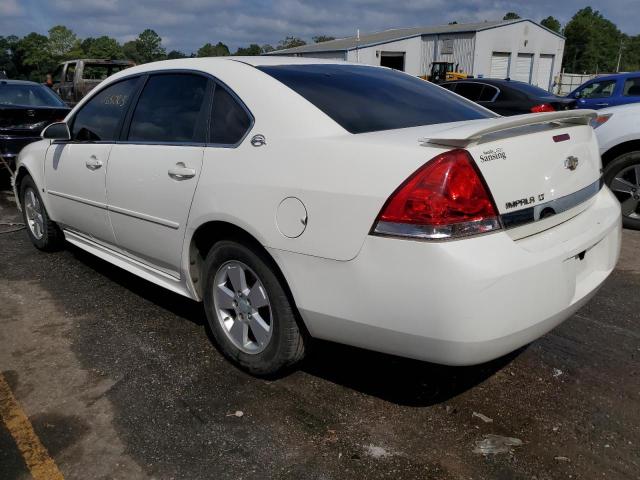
[596,103,609,106]
[168,163,196,180]
[86,156,103,170]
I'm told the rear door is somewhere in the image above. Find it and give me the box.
[45,76,141,244]
[106,72,209,276]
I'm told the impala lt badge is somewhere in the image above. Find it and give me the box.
[565,156,579,171]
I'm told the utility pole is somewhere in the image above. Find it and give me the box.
[616,38,624,73]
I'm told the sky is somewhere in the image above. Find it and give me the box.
[1,0,638,53]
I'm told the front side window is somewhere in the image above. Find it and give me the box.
[128,74,207,143]
[72,77,139,141]
[52,65,63,84]
[623,77,640,97]
[210,84,251,145]
[258,64,493,134]
[577,80,616,99]
[64,63,76,83]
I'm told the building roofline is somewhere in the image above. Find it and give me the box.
[268,19,564,55]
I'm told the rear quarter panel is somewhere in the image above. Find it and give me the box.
[188,135,436,261]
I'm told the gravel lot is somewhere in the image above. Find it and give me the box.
[1,189,639,480]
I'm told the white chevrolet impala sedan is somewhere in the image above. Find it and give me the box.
[14,57,621,375]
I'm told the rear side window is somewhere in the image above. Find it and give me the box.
[454,82,484,101]
[210,85,251,145]
[258,65,493,134]
[128,74,207,143]
[623,77,640,97]
[72,77,139,141]
[478,85,499,102]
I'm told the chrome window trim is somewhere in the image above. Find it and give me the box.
[448,81,501,103]
[501,178,603,229]
[65,68,255,149]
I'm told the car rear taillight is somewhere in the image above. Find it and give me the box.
[372,149,501,240]
[531,103,556,113]
[590,113,612,129]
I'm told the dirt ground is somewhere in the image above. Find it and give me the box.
[1,189,639,480]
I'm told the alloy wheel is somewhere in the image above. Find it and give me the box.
[24,187,44,240]
[609,164,640,220]
[212,260,273,354]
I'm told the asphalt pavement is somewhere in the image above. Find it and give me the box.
[1,189,639,480]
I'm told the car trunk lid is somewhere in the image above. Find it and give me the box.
[0,106,70,136]
[420,110,602,238]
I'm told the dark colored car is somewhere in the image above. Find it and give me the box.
[567,72,640,110]
[0,80,70,169]
[440,78,576,116]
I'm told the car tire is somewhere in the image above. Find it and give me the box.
[202,240,306,376]
[604,151,640,230]
[19,175,64,251]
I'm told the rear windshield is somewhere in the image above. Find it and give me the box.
[505,81,555,97]
[0,83,66,107]
[258,64,494,133]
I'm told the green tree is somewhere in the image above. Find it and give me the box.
[503,12,521,20]
[82,36,123,59]
[167,49,187,59]
[261,44,275,53]
[621,35,640,71]
[48,25,81,60]
[312,35,335,43]
[540,16,562,33]
[197,42,230,57]
[0,35,18,78]
[563,7,622,72]
[234,44,262,55]
[15,32,54,81]
[277,36,306,50]
[122,40,142,63]
[137,29,166,62]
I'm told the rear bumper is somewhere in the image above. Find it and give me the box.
[0,136,41,166]
[269,187,622,365]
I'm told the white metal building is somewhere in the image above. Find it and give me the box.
[269,19,565,91]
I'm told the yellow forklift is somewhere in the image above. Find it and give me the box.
[426,62,469,84]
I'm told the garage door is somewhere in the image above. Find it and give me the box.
[514,54,533,83]
[489,52,510,79]
[535,54,554,91]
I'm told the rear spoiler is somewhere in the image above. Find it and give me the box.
[420,110,597,148]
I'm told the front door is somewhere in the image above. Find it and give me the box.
[45,76,142,244]
[573,78,617,109]
[106,73,209,276]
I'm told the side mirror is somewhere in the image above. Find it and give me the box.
[41,122,71,141]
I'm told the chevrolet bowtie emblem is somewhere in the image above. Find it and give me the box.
[564,156,579,171]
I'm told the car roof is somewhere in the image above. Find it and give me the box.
[0,79,43,86]
[442,78,530,87]
[584,71,640,82]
